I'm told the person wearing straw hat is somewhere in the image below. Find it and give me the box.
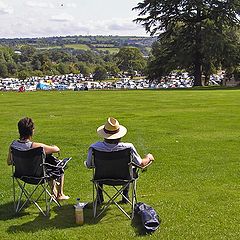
[85,117,154,203]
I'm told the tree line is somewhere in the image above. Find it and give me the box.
[0,45,147,80]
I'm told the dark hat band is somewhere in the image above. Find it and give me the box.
[103,127,120,134]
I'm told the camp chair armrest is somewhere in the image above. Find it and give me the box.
[142,160,153,170]
[131,160,153,171]
[130,162,142,169]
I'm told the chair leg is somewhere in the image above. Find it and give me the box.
[131,180,137,220]
[13,177,61,216]
[44,180,49,216]
[114,184,131,204]
[95,184,132,219]
[12,177,16,212]
[15,181,26,213]
[18,183,46,215]
[93,183,99,218]
[14,180,46,215]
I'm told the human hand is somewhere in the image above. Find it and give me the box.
[51,145,60,152]
[146,153,154,161]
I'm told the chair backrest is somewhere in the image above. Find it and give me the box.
[92,148,132,181]
[11,147,45,179]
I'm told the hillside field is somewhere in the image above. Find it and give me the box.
[0,89,239,240]
[64,44,91,50]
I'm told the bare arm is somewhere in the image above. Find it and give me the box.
[7,147,12,165]
[32,142,60,155]
[85,147,93,168]
[141,153,154,167]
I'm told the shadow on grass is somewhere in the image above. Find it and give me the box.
[83,201,107,224]
[153,86,240,91]
[0,201,30,221]
[6,202,106,233]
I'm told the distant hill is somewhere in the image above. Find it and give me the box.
[0,35,156,55]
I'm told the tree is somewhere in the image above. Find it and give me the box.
[0,61,8,78]
[133,0,240,86]
[93,66,108,81]
[104,62,120,76]
[115,47,146,74]
[221,28,240,76]
[146,41,176,81]
[31,57,42,71]
[20,45,36,62]
[18,70,30,80]
[7,62,17,76]
[76,50,104,64]
[69,63,79,74]
[76,62,92,76]
[0,46,17,77]
[57,63,70,74]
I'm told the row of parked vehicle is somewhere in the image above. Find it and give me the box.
[0,72,224,91]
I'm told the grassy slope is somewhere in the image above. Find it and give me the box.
[0,89,239,240]
[64,44,90,50]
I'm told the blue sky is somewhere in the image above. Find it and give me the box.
[0,0,147,38]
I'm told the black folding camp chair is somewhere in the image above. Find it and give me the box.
[11,147,61,216]
[92,148,143,220]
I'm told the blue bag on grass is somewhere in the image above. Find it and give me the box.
[134,202,160,233]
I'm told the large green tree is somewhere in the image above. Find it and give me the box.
[115,47,146,74]
[93,66,108,81]
[133,0,240,86]
[0,61,8,78]
[0,46,17,77]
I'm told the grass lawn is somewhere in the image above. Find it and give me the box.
[0,89,239,240]
[64,44,90,50]
[36,46,62,50]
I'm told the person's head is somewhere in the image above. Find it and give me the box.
[18,117,35,139]
[97,117,127,141]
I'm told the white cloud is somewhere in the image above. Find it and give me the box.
[45,18,146,36]
[25,1,54,8]
[0,0,147,38]
[25,1,77,9]
[107,19,139,31]
[79,18,144,34]
[0,1,13,15]
[50,13,74,22]
[65,3,77,8]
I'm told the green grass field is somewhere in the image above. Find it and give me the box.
[0,89,239,240]
[64,44,90,50]
[36,46,62,50]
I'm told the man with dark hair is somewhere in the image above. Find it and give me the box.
[7,117,70,200]
[85,117,154,203]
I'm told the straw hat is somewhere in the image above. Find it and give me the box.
[97,117,127,140]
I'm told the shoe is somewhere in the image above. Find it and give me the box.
[57,195,70,200]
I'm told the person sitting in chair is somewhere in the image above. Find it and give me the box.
[7,117,70,200]
[85,117,154,203]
